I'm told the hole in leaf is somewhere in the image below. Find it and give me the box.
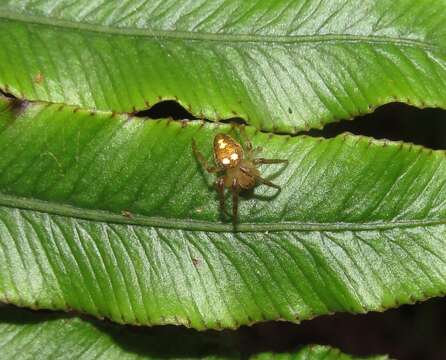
[135,100,198,120]
[305,103,446,150]
[134,100,248,125]
[220,117,247,126]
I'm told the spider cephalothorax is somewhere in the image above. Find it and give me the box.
[192,129,288,224]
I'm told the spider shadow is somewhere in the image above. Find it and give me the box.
[213,175,285,222]
[244,187,281,201]
[191,135,289,222]
[213,187,283,223]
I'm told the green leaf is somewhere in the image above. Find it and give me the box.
[1,96,446,329]
[252,347,388,360]
[1,0,446,132]
[0,306,388,360]
[0,306,237,360]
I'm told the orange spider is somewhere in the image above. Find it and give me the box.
[192,129,288,224]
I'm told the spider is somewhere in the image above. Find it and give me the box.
[192,128,288,224]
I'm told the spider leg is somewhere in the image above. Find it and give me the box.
[231,179,240,225]
[253,158,289,165]
[245,146,263,160]
[240,125,265,160]
[254,175,281,190]
[192,139,222,173]
[239,125,253,152]
[216,177,226,215]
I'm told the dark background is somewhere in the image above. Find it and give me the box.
[238,297,446,359]
[143,101,446,360]
[142,100,446,150]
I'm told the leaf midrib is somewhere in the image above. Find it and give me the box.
[0,9,443,52]
[2,192,445,233]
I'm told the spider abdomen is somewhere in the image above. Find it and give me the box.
[213,133,244,168]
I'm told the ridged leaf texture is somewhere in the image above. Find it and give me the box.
[1,3,445,359]
[1,0,446,131]
[1,97,446,330]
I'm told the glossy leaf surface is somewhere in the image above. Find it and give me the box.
[1,97,446,329]
[1,0,446,131]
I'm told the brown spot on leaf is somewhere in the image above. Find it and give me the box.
[121,210,132,218]
[192,258,201,267]
[8,98,29,118]
[34,72,44,84]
